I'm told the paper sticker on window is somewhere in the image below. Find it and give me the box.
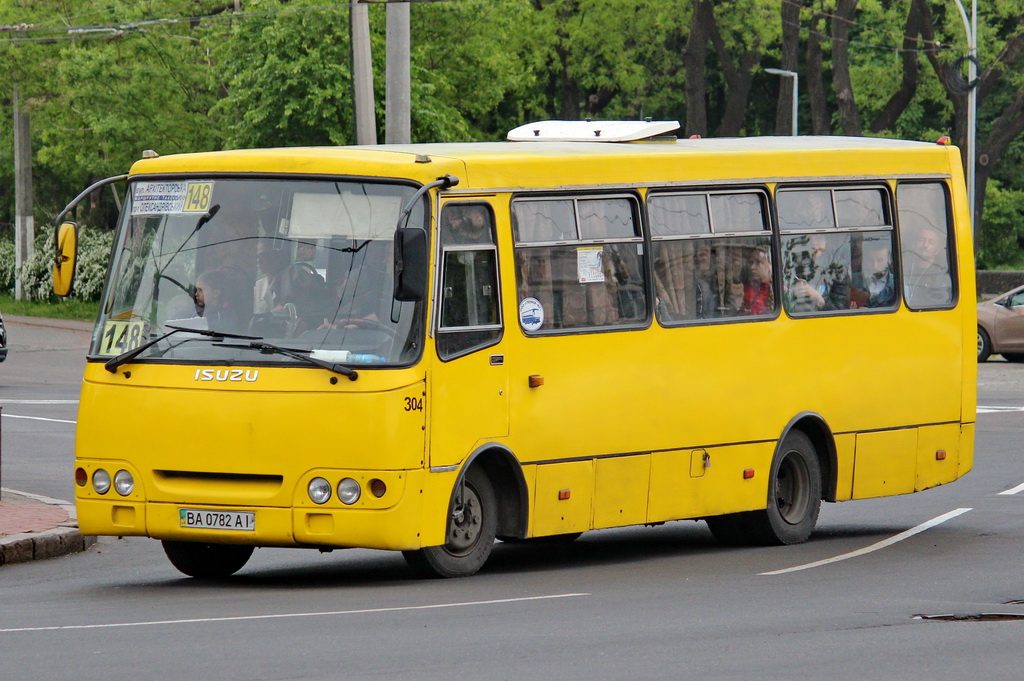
[132,181,214,215]
[577,246,605,283]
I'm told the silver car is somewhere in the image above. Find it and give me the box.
[978,284,1024,362]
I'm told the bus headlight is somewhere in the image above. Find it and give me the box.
[337,478,361,505]
[113,470,135,496]
[308,477,332,505]
[92,469,112,495]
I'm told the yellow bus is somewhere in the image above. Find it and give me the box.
[55,121,975,578]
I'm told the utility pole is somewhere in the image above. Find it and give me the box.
[350,0,377,145]
[385,0,410,144]
[13,87,34,301]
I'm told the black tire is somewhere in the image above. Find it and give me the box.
[978,327,992,362]
[1001,352,1024,363]
[403,467,497,578]
[162,540,254,578]
[706,430,821,546]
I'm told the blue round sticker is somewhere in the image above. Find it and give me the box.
[519,297,544,332]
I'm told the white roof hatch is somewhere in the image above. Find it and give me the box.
[507,119,681,142]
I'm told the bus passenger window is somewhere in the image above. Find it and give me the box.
[778,186,895,316]
[513,196,646,332]
[438,203,502,359]
[897,183,954,309]
[649,190,773,323]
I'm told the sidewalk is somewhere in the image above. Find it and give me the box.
[1,315,96,566]
[0,489,96,566]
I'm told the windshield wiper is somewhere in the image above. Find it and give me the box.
[104,324,260,373]
[218,340,359,381]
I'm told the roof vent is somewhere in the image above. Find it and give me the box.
[507,120,680,142]
[141,149,159,159]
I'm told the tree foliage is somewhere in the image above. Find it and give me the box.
[2,0,1024,274]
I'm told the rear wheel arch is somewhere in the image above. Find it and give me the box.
[778,413,836,503]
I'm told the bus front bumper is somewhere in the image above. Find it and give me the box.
[75,468,454,550]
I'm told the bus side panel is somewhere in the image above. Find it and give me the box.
[958,423,974,478]
[914,423,963,491]
[832,432,856,501]
[852,429,917,499]
[647,444,771,521]
[531,461,594,536]
[592,455,650,529]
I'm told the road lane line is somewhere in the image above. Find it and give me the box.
[998,482,1024,496]
[0,413,76,425]
[977,405,1024,414]
[0,593,590,634]
[0,400,79,405]
[758,507,973,576]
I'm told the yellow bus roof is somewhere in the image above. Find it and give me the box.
[130,136,959,190]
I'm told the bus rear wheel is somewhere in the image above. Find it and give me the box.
[162,540,254,578]
[403,467,497,578]
[706,430,821,546]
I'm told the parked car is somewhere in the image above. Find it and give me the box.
[0,310,6,363]
[977,284,1024,362]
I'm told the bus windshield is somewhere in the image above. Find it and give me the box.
[93,177,427,366]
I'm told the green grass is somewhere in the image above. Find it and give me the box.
[0,293,99,322]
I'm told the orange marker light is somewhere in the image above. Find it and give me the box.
[529,375,545,388]
[936,136,951,145]
[558,489,571,500]
[743,469,755,479]
[936,450,947,461]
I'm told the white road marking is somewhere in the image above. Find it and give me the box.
[998,481,1024,496]
[977,405,1024,414]
[759,507,973,576]
[0,400,79,405]
[0,593,591,634]
[0,413,76,424]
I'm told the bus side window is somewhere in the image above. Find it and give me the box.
[649,191,773,322]
[513,196,646,332]
[897,183,954,309]
[437,203,502,360]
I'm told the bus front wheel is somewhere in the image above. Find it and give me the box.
[161,540,254,578]
[403,467,497,578]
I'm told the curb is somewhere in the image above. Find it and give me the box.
[0,489,97,567]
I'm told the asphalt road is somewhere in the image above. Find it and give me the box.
[2,317,1023,681]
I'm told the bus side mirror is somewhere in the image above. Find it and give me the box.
[394,228,428,302]
[53,221,79,297]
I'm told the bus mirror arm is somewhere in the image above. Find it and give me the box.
[394,175,460,302]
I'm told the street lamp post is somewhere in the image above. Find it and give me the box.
[951,0,978,241]
[765,68,799,136]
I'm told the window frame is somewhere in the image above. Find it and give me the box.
[647,187,778,326]
[511,192,649,336]
[895,180,958,312]
[434,200,504,361]
[776,183,899,318]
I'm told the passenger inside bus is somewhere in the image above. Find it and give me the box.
[850,242,896,308]
[903,225,952,307]
[194,268,250,335]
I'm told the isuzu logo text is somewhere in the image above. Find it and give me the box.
[193,368,259,382]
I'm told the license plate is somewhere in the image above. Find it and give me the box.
[179,508,255,532]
